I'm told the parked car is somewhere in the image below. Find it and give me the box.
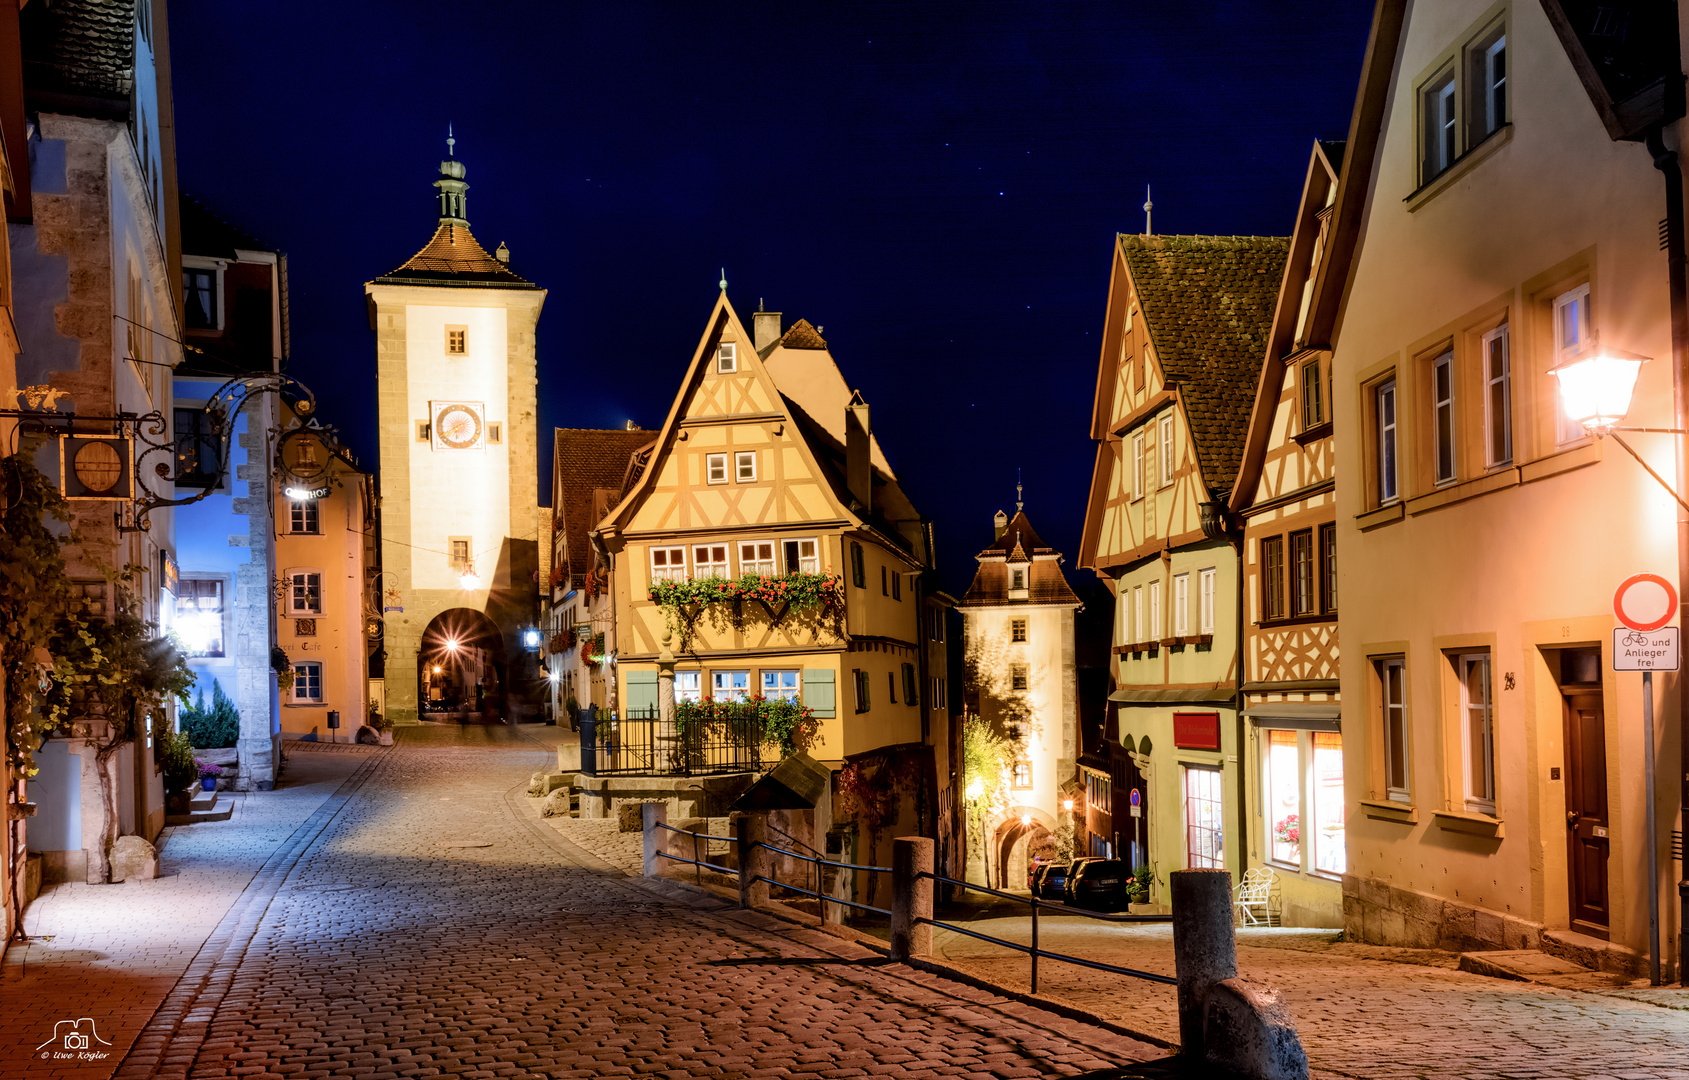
[1032,862,1070,900]
[1067,859,1132,911]
[1061,857,1101,902]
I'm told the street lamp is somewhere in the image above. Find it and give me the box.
[1062,798,1074,813]
[1551,345,1651,434]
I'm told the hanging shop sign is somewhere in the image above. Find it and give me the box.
[1173,710,1222,751]
[60,434,134,501]
[160,549,179,597]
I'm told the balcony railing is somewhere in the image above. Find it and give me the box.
[580,707,770,777]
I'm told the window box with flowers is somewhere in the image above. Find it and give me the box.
[648,571,844,649]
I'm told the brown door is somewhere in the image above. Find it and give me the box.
[1563,691,1610,938]
[1113,747,1147,868]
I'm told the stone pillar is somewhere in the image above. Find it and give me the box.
[1171,868,1239,1058]
[642,801,668,877]
[890,835,934,961]
[657,631,676,727]
[736,814,768,910]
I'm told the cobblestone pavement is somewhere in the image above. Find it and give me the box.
[67,725,1161,1080]
[1,744,371,1080]
[931,910,1689,1079]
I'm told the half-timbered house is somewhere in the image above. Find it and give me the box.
[1229,141,1348,926]
[1079,234,1287,893]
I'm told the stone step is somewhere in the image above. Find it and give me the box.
[1459,948,1635,990]
[190,790,218,812]
[165,796,234,826]
[1541,928,1647,978]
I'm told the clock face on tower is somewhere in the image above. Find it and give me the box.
[431,401,485,451]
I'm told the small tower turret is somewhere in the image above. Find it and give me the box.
[435,125,470,225]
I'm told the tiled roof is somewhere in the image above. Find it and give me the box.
[180,194,269,260]
[554,429,656,584]
[1121,234,1288,497]
[780,319,827,349]
[371,223,539,289]
[960,510,1080,608]
[978,511,1054,557]
[20,0,135,109]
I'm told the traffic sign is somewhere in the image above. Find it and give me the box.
[1614,573,1678,632]
[1129,788,1142,818]
[1614,626,1681,671]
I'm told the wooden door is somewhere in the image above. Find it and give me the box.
[1563,691,1610,938]
[1113,747,1146,869]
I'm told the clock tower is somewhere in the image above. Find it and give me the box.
[366,139,547,725]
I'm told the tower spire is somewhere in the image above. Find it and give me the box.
[1144,185,1153,235]
[1016,468,1023,513]
[435,129,469,226]
[719,267,728,292]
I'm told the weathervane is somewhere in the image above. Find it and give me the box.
[1016,468,1023,512]
[1144,185,1153,235]
[719,267,728,292]
[447,123,455,158]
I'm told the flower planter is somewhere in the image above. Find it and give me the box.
[201,776,217,792]
[378,731,393,746]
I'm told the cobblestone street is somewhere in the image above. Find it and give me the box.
[5,727,1159,1080]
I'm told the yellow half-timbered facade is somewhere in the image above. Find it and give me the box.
[1079,234,1286,892]
[596,296,946,769]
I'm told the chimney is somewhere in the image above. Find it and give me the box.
[754,307,782,351]
[993,510,1008,540]
[494,241,510,264]
[846,390,872,512]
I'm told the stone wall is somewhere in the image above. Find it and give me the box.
[1342,873,1542,952]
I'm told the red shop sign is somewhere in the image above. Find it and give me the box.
[1173,711,1221,751]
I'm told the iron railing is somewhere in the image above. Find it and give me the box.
[650,823,893,919]
[580,709,770,777]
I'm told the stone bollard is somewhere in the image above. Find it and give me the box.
[1204,978,1308,1080]
[642,802,669,877]
[889,836,934,961]
[736,814,769,909]
[1171,868,1238,1059]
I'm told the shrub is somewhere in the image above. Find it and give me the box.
[160,730,199,795]
[181,680,240,748]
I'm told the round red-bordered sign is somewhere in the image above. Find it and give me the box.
[1614,573,1679,632]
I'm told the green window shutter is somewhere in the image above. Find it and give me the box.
[625,670,659,718]
[804,668,835,718]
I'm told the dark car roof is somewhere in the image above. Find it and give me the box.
[1074,860,1127,874]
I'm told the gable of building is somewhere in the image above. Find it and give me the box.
[551,428,654,589]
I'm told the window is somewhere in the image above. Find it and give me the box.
[183,268,216,330]
[762,670,799,702]
[449,538,470,570]
[1010,568,1026,591]
[1380,657,1410,802]
[288,571,322,615]
[717,342,737,372]
[1483,324,1511,466]
[853,669,871,712]
[1149,580,1162,641]
[1131,432,1146,500]
[851,542,866,588]
[176,579,224,657]
[1183,766,1224,869]
[1261,536,1285,621]
[1290,529,1315,617]
[1012,760,1032,788]
[1319,523,1337,614]
[1554,284,1592,444]
[887,670,897,703]
[891,571,901,601]
[1262,728,1346,877]
[1432,351,1456,485]
[705,453,728,484]
[1460,651,1495,814]
[782,538,819,574]
[1421,67,1457,183]
[739,541,776,576]
[650,546,686,583]
[1088,773,1111,809]
[1011,618,1027,643]
[1011,664,1028,691]
[931,676,946,709]
[1199,567,1216,634]
[903,663,918,706]
[1470,25,1507,142]
[735,451,757,482]
[881,565,889,595]
[1133,586,1144,645]
[416,420,430,443]
[1158,414,1174,487]
[929,606,947,642]
[173,407,219,488]
[1301,358,1325,430]
[676,672,702,703]
[1173,573,1190,635]
[291,661,323,704]
[446,326,467,355]
[692,543,729,579]
[712,670,750,702]
[1376,379,1399,503]
[288,498,319,535]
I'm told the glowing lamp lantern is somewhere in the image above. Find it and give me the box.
[1019,812,1032,827]
[522,628,542,649]
[1552,346,1649,434]
[459,567,482,590]
[1062,798,1074,812]
[965,776,984,804]
[431,665,442,674]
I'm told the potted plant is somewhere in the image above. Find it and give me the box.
[196,758,221,792]
[161,731,199,814]
[366,699,393,745]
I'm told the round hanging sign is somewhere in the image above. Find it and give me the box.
[1614,573,1678,632]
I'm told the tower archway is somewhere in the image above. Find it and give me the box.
[418,608,508,723]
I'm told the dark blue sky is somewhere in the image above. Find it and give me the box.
[169,1,1375,597]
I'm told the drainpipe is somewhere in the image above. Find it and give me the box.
[1645,124,1689,987]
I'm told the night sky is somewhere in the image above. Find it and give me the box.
[168,2,1375,598]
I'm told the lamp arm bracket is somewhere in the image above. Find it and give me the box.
[1606,430,1689,514]
[1612,426,1689,434]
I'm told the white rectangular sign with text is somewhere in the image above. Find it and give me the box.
[1613,626,1680,671]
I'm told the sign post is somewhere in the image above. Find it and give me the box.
[1614,573,1680,987]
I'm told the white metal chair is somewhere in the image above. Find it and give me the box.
[1233,867,1276,926]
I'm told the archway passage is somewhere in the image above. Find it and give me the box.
[996,815,1053,893]
[418,608,508,724]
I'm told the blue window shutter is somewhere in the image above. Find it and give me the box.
[625,670,659,718]
[804,669,835,718]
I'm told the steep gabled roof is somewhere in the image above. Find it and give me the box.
[180,194,270,259]
[369,223,539,289]
[1122,234,1288,496]
[960,510,1080,608]
[780,319,828,349]
[553,428,656,580]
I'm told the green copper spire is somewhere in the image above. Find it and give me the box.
[436,125,469,226]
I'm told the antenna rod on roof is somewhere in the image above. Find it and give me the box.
[1016,469,1023,513]
[1144,185,1153,235]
